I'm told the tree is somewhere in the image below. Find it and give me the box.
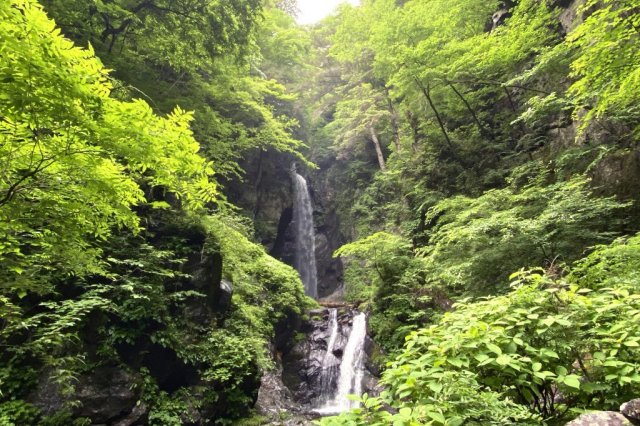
[327,84,394,171]
[41,0,310,182]
[567,0,640,137]
[0,0,215,295]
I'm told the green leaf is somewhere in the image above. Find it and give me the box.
[563,375,581,389]
[475,353,490,363]
[496,354,513,366]
[429,382,443,394]
[486,343,502,355]
[427,411,446,424]
[399,407,412,416]
[447,357,464,368]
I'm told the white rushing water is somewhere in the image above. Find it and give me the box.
[292,171,318,299]
[316,311,368,414]
[318,309,340,404]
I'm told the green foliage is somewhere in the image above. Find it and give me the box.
[335,170,629,354]
[335,232,412,285]
[2,0,640,424]
[0,0,215,297]
[324,235,640,424]
[0,400,40,426]
[569,234,640,290]
[420,172,628,294]
[40,0,312,182]
[567,0,640,136]
[334,232,429,352]
[0,0,311,425]
[255,6,312,84]
[41,0,262,70]
[315,0,640,424]
[326,83,393,166]
[204,214,312,333]
[39,411,91,426]
[318,378,539,426]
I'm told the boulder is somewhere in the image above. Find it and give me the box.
[566,412,633,426]
[28,370,67,417]
[621,399,640,421]
[74,366,140,423]
[29,366,141,424]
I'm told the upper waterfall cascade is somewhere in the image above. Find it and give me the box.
[292,171,318,299]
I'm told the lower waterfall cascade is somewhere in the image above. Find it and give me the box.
[317,309,340,405]
[314,309,369,415]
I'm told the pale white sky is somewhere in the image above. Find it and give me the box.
[296,0,360,25]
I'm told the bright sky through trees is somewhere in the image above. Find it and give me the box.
[296,0,360,25]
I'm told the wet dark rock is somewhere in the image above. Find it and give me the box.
[143,344,200,393]
[271,207,295,266]
[28,370,67,417]
[189,251,224,311]
[112,403,148,426]
[485,1,515,32]
[256,363,297,418]
[566,412,632,426]
[183,298,212,324]
[259,161,345,298]
[29,366,141,424]
[217,279,233,311]
[74,367,140,422]
[224,150,295,249]
[223,150,345,297]
[490,9,510,32]
[558,0,583,34]
[364,336,382,377]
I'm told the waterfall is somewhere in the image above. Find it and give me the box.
[318,309,340,404]
[333,312,367,410]
[292,171,318,299]
[288,168,370,415]
[316,311,368,414]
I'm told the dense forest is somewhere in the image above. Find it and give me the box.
[1,0,639,425]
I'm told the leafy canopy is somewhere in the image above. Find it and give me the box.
[0,0,215,296]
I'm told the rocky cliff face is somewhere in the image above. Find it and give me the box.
[225,150,345,298]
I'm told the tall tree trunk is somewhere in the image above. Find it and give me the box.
[406,110,420,153]
[385,88,402,154]
[369,126,387,171]
[414,78,455,152]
